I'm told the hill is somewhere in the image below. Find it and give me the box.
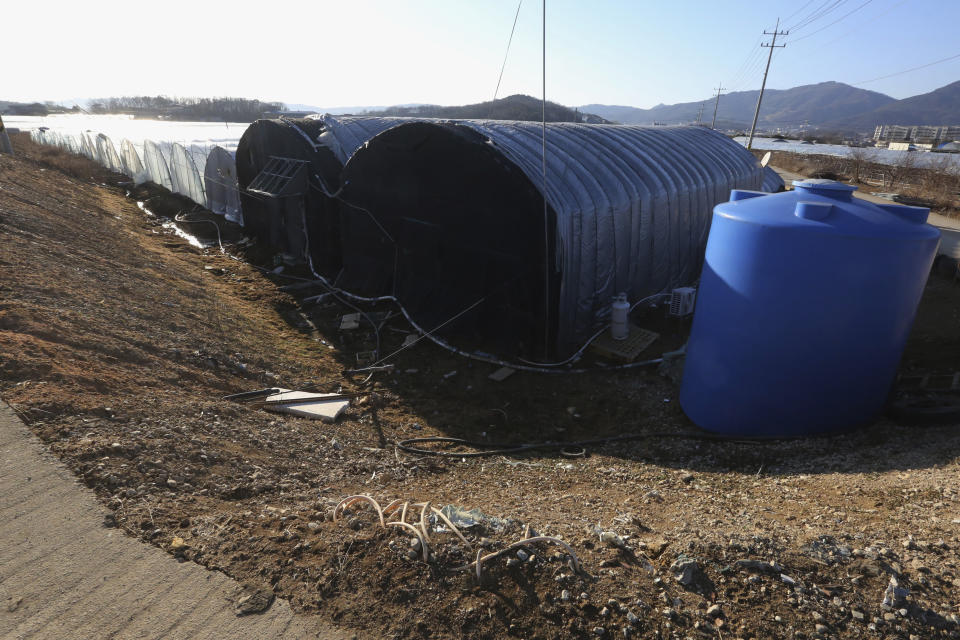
[358,94,608,123]
[826,80,960,129]
[582,82,895,129]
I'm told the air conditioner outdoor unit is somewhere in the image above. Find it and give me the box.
[669,287,697,317]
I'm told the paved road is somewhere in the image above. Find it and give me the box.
[0,403,355,640]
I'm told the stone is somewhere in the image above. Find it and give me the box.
[517,549,529,562]
[626,611,640,626]
[561,589,572,602]
[670,558,702,586]
[882,576,909,609]
[170,537,187,551]
[815,623,828,634]
[707,604,722,618]
[593,626,606,636]
[235,588,275,615]
[851,610,865,621]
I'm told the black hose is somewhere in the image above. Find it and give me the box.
[395,431,762,458]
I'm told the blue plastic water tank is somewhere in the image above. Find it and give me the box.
[680,179,941,437]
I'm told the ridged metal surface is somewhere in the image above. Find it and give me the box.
[350,121,765,350]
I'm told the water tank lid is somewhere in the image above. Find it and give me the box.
[718,180,939,239]
[792,179,857,199]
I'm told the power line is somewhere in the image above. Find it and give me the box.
[852,52,960,85]
[789,0,848,32]
[748,18,788,149]
[783,0,817,23]
[820,0,909,46]
[789,0,874,43]
[493,0,524,101]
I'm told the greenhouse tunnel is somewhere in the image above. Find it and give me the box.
[236,118,340,266]
[339,121,766,359]
[235,116,418,272]
[340,121,558,357]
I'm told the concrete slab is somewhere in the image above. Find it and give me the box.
[0,402,356,640]
[264,389,350,422]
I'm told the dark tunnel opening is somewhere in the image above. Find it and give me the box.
[339,122,560,359]
[235,118,345,274]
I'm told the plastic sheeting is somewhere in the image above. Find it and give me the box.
[143,140,174,191]
[341,121,765,356]
[168,143,207,207]
[204,146,242,224]
[235,115,422,268]
[314,115,417,166]
[120,139,148,185]
[95,134,123,174]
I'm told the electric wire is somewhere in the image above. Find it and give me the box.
[493,0,524,101]
[852,52,960,85]
[819,0,908,46]
[787,0,874,43]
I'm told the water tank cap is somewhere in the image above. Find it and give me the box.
[795,201,833,220]
[792,179,857,200]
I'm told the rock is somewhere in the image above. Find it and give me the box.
[410,537,422,551]
[736,559,781,573]
[592,626,606,636]
[235,588,275,615]
[662,608,676,619]
[815,623,828,634]
[170,537,187,551]
[307,521,320,531]
[851,610,865,621]
[517,549,529,562]
[103,513,117,528]
[600,607,610,617]
[882,576,909,609]
[506,558,521,568]
[561,589,572,602]
[600,531,625,548]
[626,611,640,626]
[670,558,702,586]
[883,612,896,622]
[406,549,418,560]
[706,604,722,618]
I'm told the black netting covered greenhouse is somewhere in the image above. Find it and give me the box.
[338,121,767,359]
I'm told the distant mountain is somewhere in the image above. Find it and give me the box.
[825,80,960,129]
[361,94,608,123]
[582,82,895,130]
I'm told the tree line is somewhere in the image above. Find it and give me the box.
[88,96,286,122]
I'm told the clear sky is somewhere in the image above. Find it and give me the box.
[5,0,958,109]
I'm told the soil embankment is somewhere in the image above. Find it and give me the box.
[1,134,959,639]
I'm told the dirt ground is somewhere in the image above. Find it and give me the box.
[1,134,959,640]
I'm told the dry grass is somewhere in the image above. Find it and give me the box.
[756,148,960,217]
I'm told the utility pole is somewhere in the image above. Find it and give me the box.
[747,18,788,149]
[696,102,704,125]
[711,84,725,129]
